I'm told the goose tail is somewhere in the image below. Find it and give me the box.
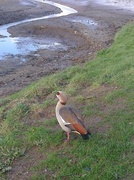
[81,131,91,140]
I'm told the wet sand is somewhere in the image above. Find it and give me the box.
[0,0,134,98]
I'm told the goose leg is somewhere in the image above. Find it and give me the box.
[66,132,70,141]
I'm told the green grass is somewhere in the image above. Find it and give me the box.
[0,22,134,179]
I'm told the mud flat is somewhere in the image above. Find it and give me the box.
[0,0,134,98]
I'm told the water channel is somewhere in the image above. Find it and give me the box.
[0,0,98,61]
[0,0,77,59]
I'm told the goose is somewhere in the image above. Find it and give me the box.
[55,91,91,141]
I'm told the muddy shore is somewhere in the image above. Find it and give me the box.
[0,0,134,98]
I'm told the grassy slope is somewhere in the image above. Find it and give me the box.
[0,22,134,179]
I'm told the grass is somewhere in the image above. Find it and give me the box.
[0,22,134,179]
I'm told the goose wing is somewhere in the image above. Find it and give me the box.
[59,106,87,134]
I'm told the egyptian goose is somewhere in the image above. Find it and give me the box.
[55,91,91,141]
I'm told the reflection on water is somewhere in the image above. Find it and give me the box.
[0,37,38,57]
[66,16,98,26]
[0,0,77,60]
[0,37,69,59]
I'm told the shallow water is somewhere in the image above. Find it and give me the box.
[0,37,69,59]
[66,16,98,27]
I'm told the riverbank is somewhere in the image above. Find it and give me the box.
[1,21,134,180]
[0,0,134,98]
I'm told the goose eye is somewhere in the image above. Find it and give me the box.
[56,91,60,95]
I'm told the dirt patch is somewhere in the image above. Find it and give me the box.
[6,146,46,180]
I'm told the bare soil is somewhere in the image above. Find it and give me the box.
[0,0,133,98]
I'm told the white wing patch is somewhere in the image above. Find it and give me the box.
[60,115,71,125]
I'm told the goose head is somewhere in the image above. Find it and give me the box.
[56,91,67,105]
